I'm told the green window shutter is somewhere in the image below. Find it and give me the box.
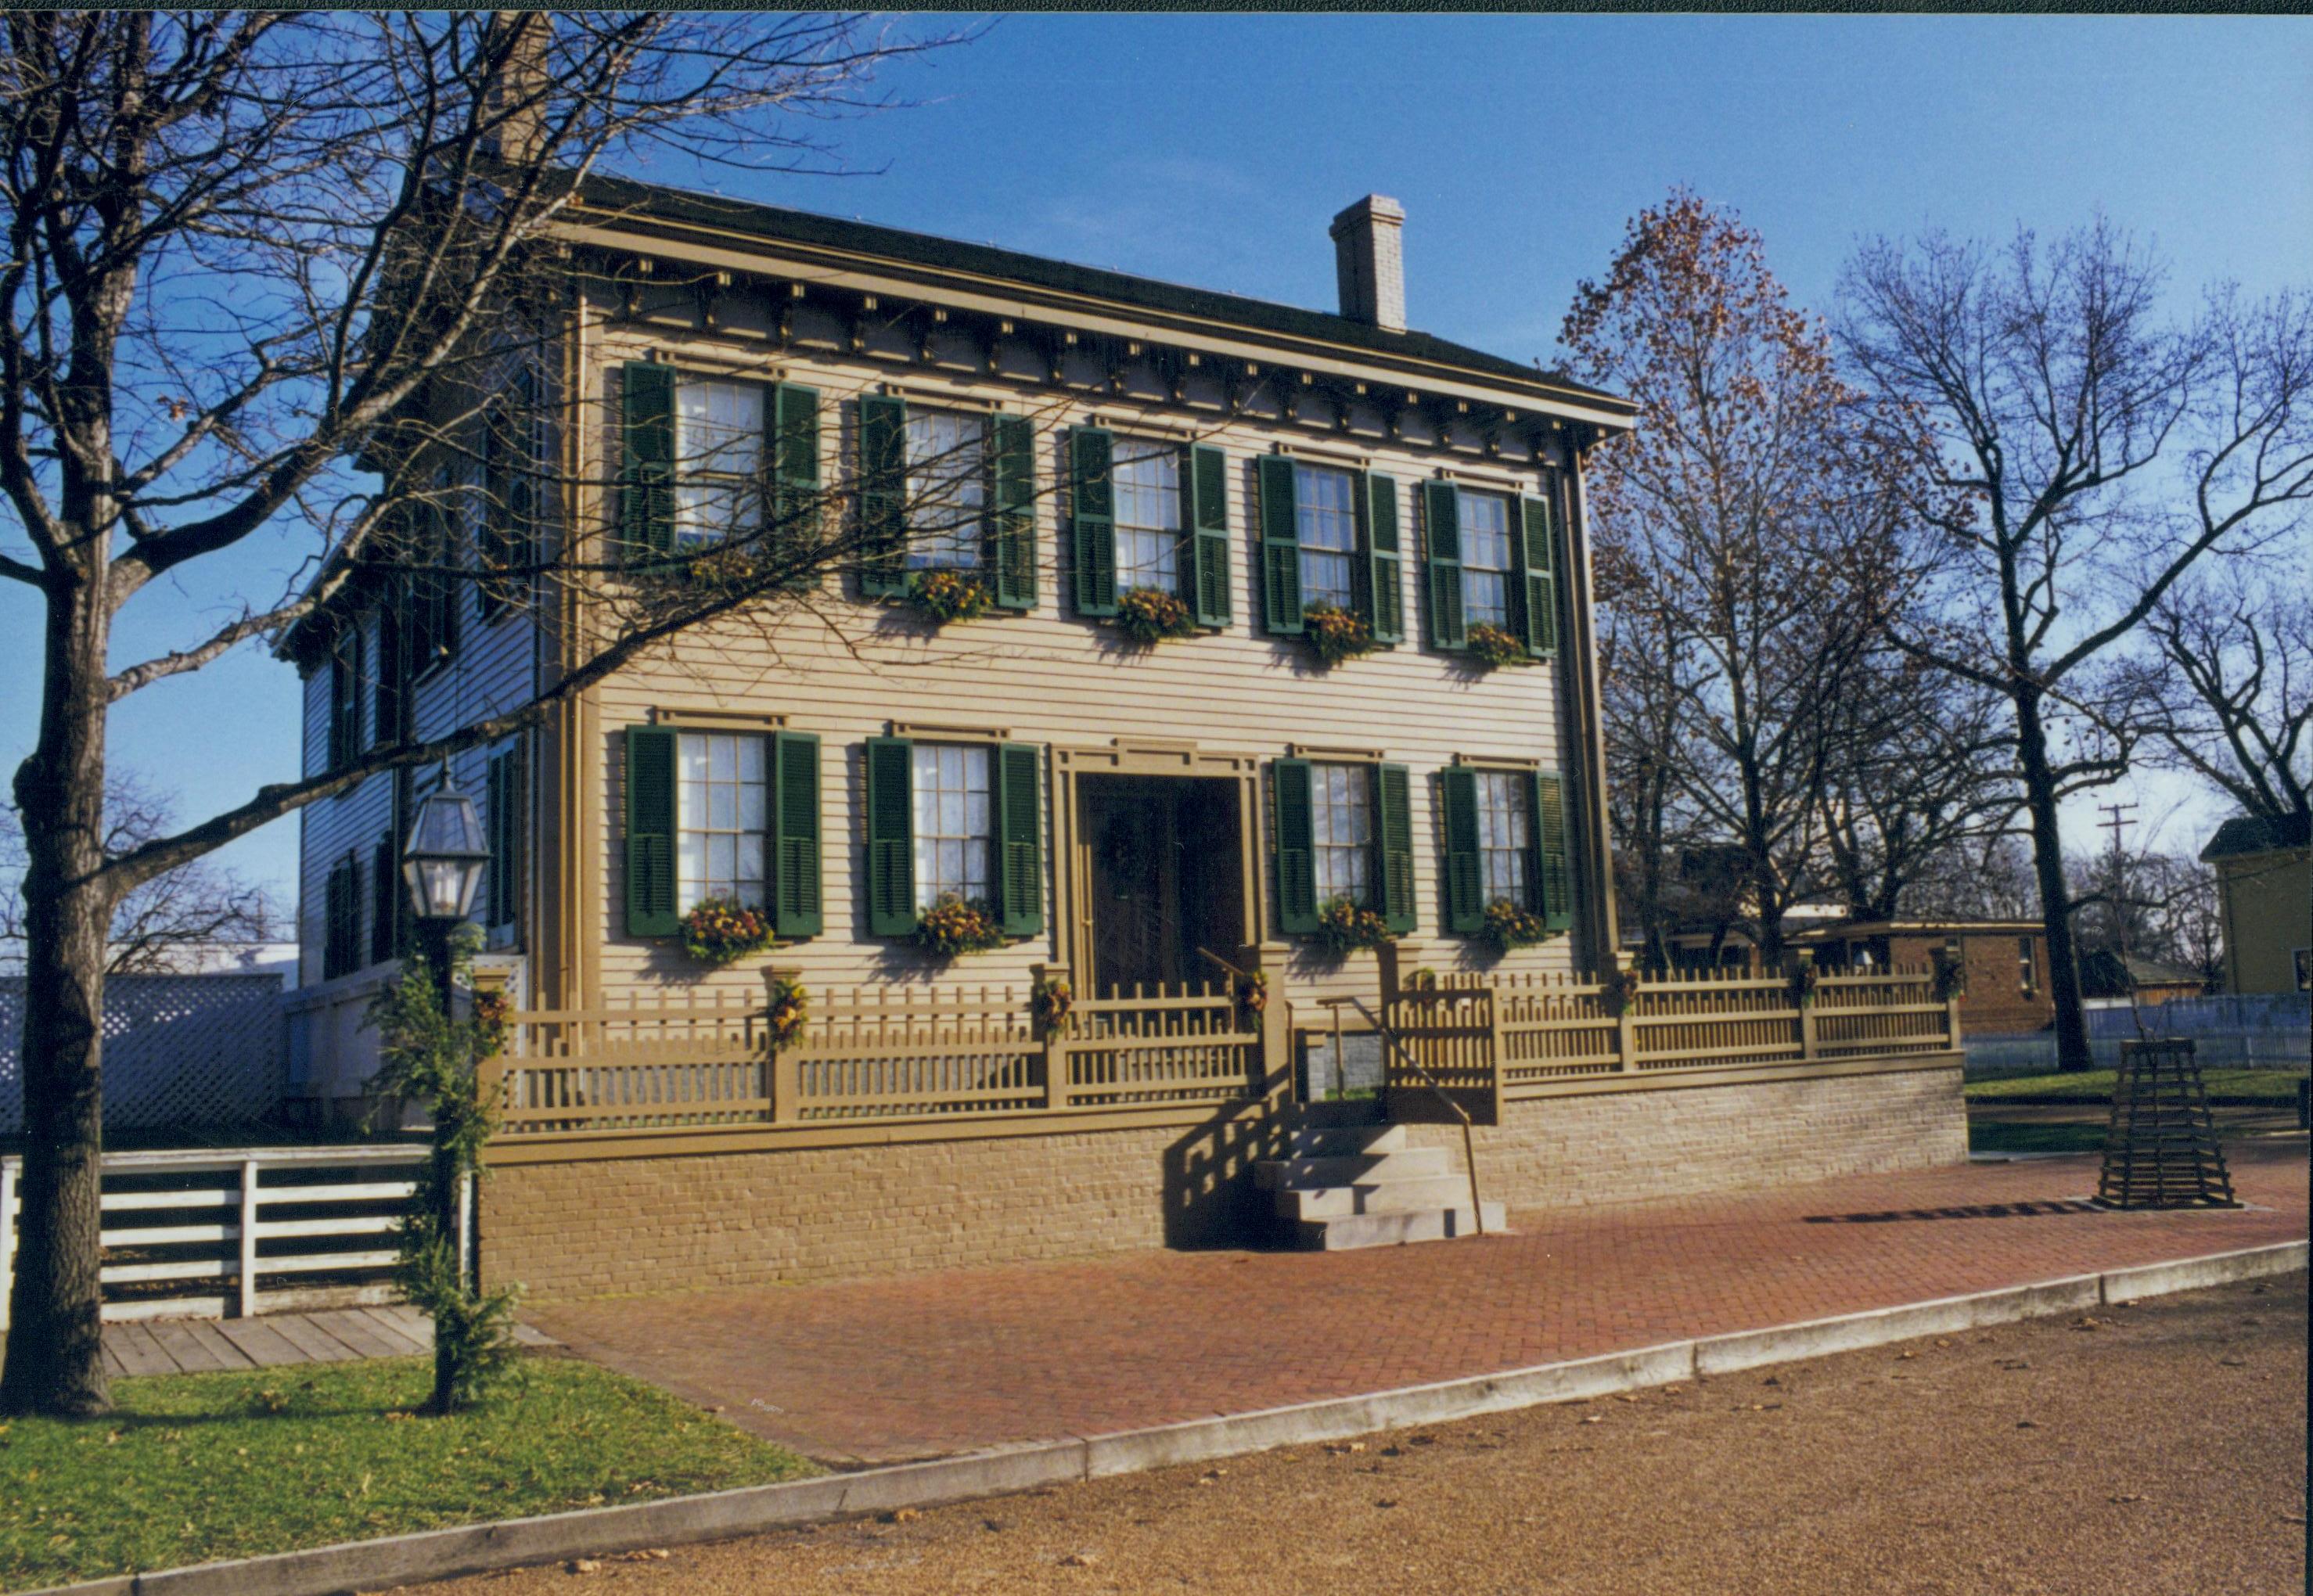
[1422,480,1465,649]
[1519,494,1559,659]
[771,731,822,939]
[864,735,917,936]
[1258,455,1302,635]
[857,394,908,597]
[993,741,1044,936]
[771,383,821,569]
[1185,444,1231,626]
[1441,767,1484,934]
[620,361,676,563]
[624,726,679,938]
[1362,473,1405,645]
[368,838,396,966]
[372,588,407,748]
[485,753,509,929]
[1272,757,1318,935]
[989,414,1037,609]
[328,627,358,771]
[1376,763,1416,934]
[1535,770,1572,932]
[1068,426,1117,617]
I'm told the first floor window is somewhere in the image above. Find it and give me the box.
[487,744,524,933]
[1459,489,1513,628]
[677,732,767,912]
[1311,762,1372,904]
[1474,768,1531,904]
[905,409,987,569]
[322,852,362,980]
[1295,463,1356,609]
[2018,936,2038,996]
[674,378,765,547]
[912,742,991,907]
[1112,438,1180,589]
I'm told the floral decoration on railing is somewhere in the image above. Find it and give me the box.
[765,973,810,1045]
[1314,895,1395,956]
[1600,964,1642,1016]
[1480,897,1551,952]
[1115,586,1199,645]
[1031,972,1074,1033]
[1302,602,1376,667]
[681,897,775,966]
[1466,622,1528,671]
[1789,961,1822,1008]
[1404,966,1441,990]
[905,566,993,625]
[1236,969,1270,1018]
[913,893,1007,958]
[470,987,513,1059]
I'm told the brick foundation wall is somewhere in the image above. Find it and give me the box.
[1405,1063,1966,1213]
[484,1063,1966,1302]
[480,1112,1280,1303]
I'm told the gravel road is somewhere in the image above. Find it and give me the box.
[427,1271,2308,1596]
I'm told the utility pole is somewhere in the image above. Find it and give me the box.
[2099,802,2140,1035]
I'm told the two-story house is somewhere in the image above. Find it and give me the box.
[284,183,1965,1299]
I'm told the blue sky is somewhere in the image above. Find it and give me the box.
[5,13,2308,904]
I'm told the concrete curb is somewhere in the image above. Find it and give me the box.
[20,1238,2307,1596]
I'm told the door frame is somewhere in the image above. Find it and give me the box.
[1052,739,1261,988]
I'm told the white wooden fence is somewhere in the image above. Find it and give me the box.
[0,1145,456,1328]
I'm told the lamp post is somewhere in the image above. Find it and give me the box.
[399,769,491,1414]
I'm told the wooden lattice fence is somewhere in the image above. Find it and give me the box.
[0,973,286,1136]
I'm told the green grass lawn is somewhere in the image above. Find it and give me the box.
[1965,1068,2307,1101]
[1966,1120,2112,1155]
[0,1354,816,1592]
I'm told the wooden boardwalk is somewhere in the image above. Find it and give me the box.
[98,1309,556,1378]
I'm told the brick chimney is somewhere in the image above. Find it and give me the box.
[1329,195,1406,332]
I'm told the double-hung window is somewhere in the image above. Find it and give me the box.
[1111,439,1180,591]
[675,732,768,913]
[1459,491,1513,630]
[2017,936,2038,997]
[904,409,987,570]
[862,735,1042,938]
[1473,769,1531,905]
[1295,464,1358,609]
[674,379,765,548]
[911,742,992,909]
[1310,763,1373,906]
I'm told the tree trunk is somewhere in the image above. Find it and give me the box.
[2013,692,2093,1073]
[2,581,116,1417]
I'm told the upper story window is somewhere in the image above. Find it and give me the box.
[1311,762,1373,905]
[1112,439,1180,590]
[912,742,991,909]
[905,409,987,570]
[1473,768,1531,905]
[1459,490,1513,629]
[674,379,765,548]
[1295,464,1358,610]
[676,732,768,913]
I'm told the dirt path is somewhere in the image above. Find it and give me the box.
[431,1271,2308,1596]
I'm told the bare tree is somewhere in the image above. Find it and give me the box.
[1838,226,2313,1068]
[1567,192,1937,962]
[0,11,965,1417]
[2,774,275,976]
[1904,831,2042,923]
[2121,565,2311,825]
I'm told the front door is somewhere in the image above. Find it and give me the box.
[1079,775,1243,995]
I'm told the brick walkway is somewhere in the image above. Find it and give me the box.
[524,1138,2310,1465]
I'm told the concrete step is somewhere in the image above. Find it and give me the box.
[1292,1202,1509,1251]
[1286,1123,1407,1159]
[1254,1147,1451,1190]
[1274,1173,1480,1220]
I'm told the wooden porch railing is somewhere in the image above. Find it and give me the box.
[1375,946,1959,1123]
[489,945,1290,1140]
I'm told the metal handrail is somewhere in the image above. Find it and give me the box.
[1317,993,1488,1239]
